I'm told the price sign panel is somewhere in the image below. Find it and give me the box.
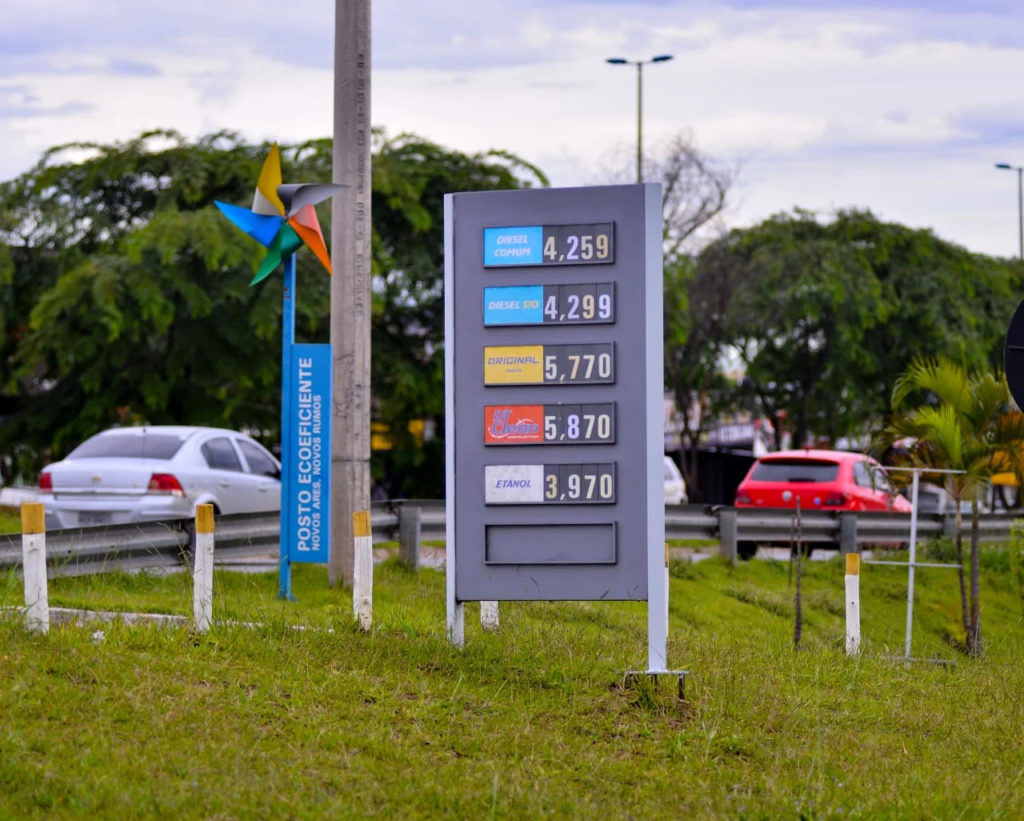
[483,223,614,267]
[483,283,616,326]
[445,184,663,607]
[484,403,616,445]
[483,343,614,385]
[484,463,616,504]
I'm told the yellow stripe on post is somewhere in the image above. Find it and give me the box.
[846,553,860,575]
[353,510,371,538]
[21,503,45,535]
[195,504,215,534]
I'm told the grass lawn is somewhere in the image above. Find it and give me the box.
[0,506,20,534]
[3,548,1024,818]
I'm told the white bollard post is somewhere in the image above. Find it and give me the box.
[845,553,861,655]
[480,601,499,631]
[353,510,373,630]
[192,504,215,633]
[21,503,49,635]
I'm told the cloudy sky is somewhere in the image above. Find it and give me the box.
[3,0,1023,257]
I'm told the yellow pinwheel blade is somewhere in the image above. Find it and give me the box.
[253,143,285,216]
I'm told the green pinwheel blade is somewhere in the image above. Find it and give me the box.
[250,223,304,286]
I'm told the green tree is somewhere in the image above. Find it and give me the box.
[629,134,735,499]
[878,356,1024,655]
[0,130,546,495]
[0,130,289,474]
[692,209,1021,450]
[368,132,547,496]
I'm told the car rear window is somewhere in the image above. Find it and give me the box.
[750,459,839,483]
[69,433,186,460]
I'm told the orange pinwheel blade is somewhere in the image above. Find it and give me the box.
[289,204,332,274]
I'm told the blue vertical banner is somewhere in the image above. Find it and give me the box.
[286,343,332,564]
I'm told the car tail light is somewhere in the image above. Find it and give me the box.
[823,492,847,507]
[38,472,52,490]
[735,492,753,505]
[147,473,185,497]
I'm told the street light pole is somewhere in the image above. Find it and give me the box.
[995,162,1024,261]
[607,54,673,184]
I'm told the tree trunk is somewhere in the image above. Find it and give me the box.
[968,505,982,655]
[954,507,969,641]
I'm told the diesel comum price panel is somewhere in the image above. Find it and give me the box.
[445,185,664,603]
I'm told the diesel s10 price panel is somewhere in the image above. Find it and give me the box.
[483,283,615,326]
[483,223,614,267]
[484,402,616,445]
[484,343,615,386]
[484,463,616,505]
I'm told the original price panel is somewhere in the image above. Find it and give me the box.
[484,403,616,445]
[484,463,616,505]
[484,343,615,385]
[483,223,614,267]
[483,283,615,326]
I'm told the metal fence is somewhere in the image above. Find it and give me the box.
[2,500,1021,576]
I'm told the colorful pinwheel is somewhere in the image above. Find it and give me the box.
[215,143,342,285]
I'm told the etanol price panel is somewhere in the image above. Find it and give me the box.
[484,343,615,385]
[483,223,614,267]
[485,463,616,505]
[483,283,615,326]
[484,403,616,445]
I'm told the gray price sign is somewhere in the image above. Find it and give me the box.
[445,184,663,612]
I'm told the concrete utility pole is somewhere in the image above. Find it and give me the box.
[330,0,372,587]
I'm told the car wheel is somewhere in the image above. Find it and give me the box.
[737,541,758,561]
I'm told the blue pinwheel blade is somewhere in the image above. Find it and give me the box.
[215,201,284,248]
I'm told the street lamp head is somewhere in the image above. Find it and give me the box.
[996,163,1013,170]
[652,54,674,63]
[606,57,628,65]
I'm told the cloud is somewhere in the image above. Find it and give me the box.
[0,85,92,118]
[109,60,161,77]
[0,0,1022,258]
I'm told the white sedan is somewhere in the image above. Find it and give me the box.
[664,456,688,505]
[38,426,281,530]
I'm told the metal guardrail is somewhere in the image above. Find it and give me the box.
[2,501,1021,575]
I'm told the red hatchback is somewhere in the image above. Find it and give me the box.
[735,449,912,514]
[733,449,911,559]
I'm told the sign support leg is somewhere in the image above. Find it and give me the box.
[647,541,668,672]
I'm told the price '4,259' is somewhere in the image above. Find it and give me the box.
[541,224,614,265]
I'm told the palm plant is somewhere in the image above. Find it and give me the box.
[878,356,1024,655]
